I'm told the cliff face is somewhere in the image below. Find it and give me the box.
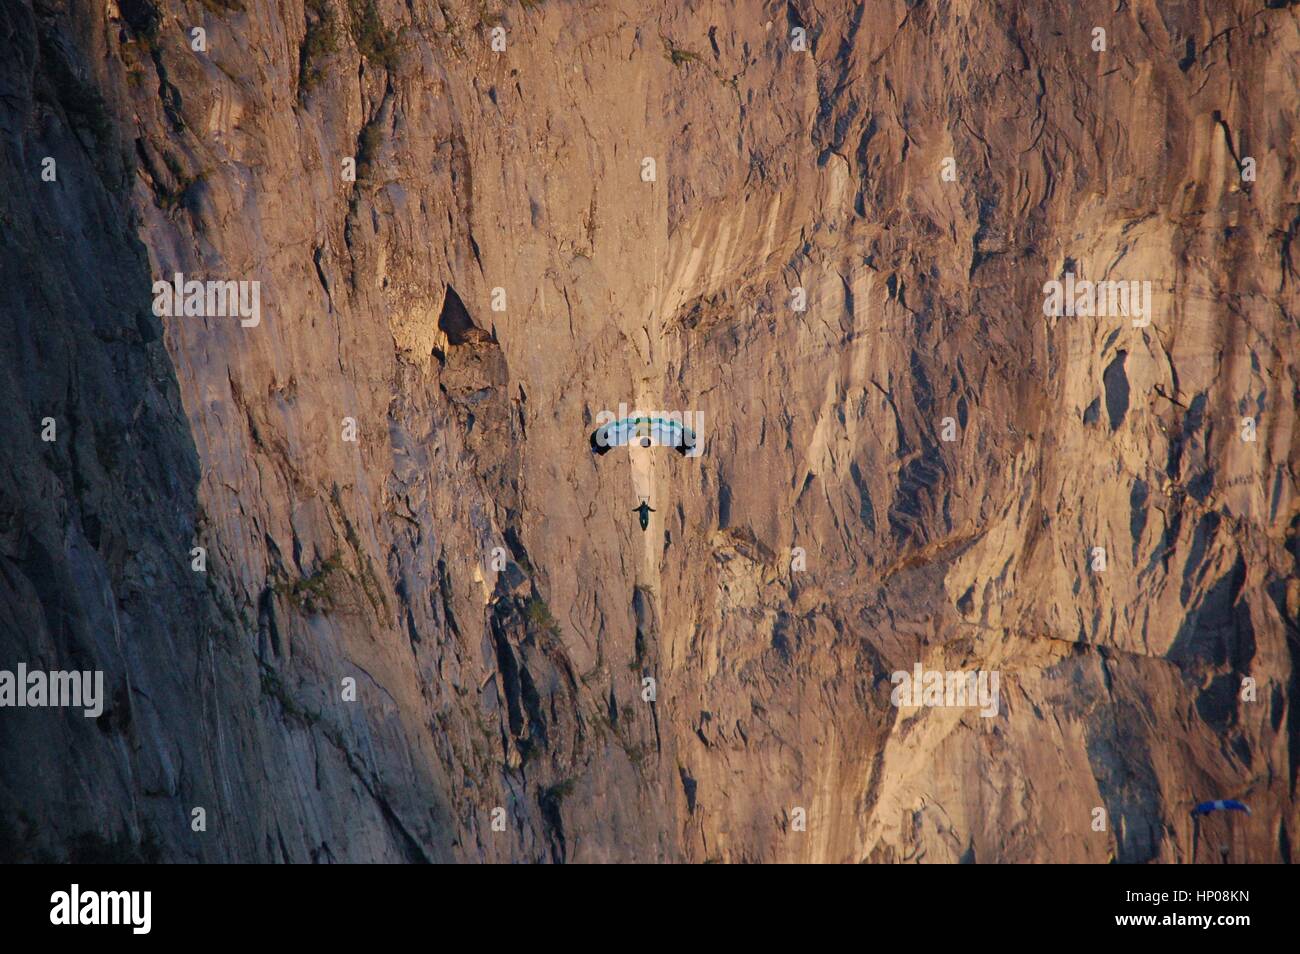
[1,0,1297,863]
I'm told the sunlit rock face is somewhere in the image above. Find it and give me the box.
[1,0,1296,863]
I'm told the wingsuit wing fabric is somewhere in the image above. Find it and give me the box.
[1191,799,1252,816]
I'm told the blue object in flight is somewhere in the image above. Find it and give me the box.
[590,417,697,457]
[1191,799,1251,817]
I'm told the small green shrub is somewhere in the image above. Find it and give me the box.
[274,553,343,615]
[299,0,340,97]
[118,0,163,44]
[543,778,576,803]
[259,667,320,727]
[665,43,699,66]
[356,119,385,176]
[347,0,399,71]
[525,594,560,636]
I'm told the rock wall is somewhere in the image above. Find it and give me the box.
[1,0,1297,862]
